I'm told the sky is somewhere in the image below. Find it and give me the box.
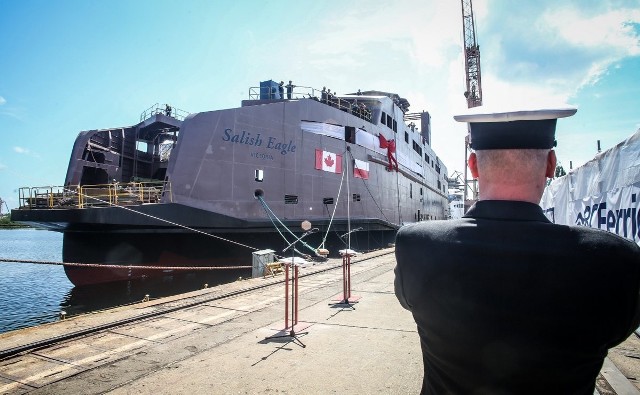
[0,0,639,210]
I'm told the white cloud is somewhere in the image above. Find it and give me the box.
[13,147,30,155]
[543,7,640,55]
[0,96,5,106]
[539,5,640,88]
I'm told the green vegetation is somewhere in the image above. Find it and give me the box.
[555,164,567,178]
[0,215,28,228]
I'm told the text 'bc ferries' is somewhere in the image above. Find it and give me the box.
[12,80,449,285]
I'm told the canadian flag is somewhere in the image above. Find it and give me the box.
[315,149,342,173]
[353,159,369,179]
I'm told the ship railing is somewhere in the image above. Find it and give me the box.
[16,181,173,210]
[248,84,320,101]
[139,103,189,122]
[248,85,372,122]
[17,186,71,209]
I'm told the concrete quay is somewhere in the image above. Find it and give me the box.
[0,248,638,394]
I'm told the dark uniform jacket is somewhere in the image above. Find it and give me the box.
[394,200,640,395]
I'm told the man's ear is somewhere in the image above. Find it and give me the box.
[545,150,557,178]
[468,152,479,179]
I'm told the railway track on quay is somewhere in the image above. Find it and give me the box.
[0,249,395,362]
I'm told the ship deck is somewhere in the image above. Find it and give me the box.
[0,249,637,394]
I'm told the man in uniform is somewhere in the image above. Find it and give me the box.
[394,106,640,394]
[285,80,295,99]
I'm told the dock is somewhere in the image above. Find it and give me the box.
[0,248,638,394]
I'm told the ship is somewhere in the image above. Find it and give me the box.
[12,80,449,285]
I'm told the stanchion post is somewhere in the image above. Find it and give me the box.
[264,221,313,348]
[342,254,348,301]
[294,265,299,326]
[330,250,360,307]
[346,253,351,299]
[285,262,290,329]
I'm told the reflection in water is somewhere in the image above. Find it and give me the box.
[0,229,259,334]
[59,268,251,317]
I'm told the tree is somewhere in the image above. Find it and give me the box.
[555,164,566,178]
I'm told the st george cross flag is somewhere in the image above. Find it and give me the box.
[315,149,342,173]
[353,159,369,179]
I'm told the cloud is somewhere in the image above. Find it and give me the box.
[13,146,30,155]
[541,5,640,85]
[0,163,6,171]
[542,7,640,55]
[12,146,41,160]
[0,96,5,105]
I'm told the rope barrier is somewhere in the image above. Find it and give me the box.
[0,258,251,270]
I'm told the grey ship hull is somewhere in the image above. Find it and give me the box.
[13,87,449,285]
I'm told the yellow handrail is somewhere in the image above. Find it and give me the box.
[17,181,172,210]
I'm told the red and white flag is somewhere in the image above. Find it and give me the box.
[315,149,342,173]
[353,159,369,179]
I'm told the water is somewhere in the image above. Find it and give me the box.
[0,228,247,334]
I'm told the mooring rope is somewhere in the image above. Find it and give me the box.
[254,196,303,256]
[65,188,260,251]
[256,195,319,256]
[0,258,251,270]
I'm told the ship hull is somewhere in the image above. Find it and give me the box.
[62,224,397,286]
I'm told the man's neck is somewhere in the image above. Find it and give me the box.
[478,184,543,204]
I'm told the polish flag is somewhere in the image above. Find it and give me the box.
[315,149,342,173]
[353,159,369,179]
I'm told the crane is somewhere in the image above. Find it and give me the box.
[461,0,482,207]
[461,0,483,108]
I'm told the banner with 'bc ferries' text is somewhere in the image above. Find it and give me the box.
[541,129,640,246]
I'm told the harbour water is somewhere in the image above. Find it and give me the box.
[0,228,248,335]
